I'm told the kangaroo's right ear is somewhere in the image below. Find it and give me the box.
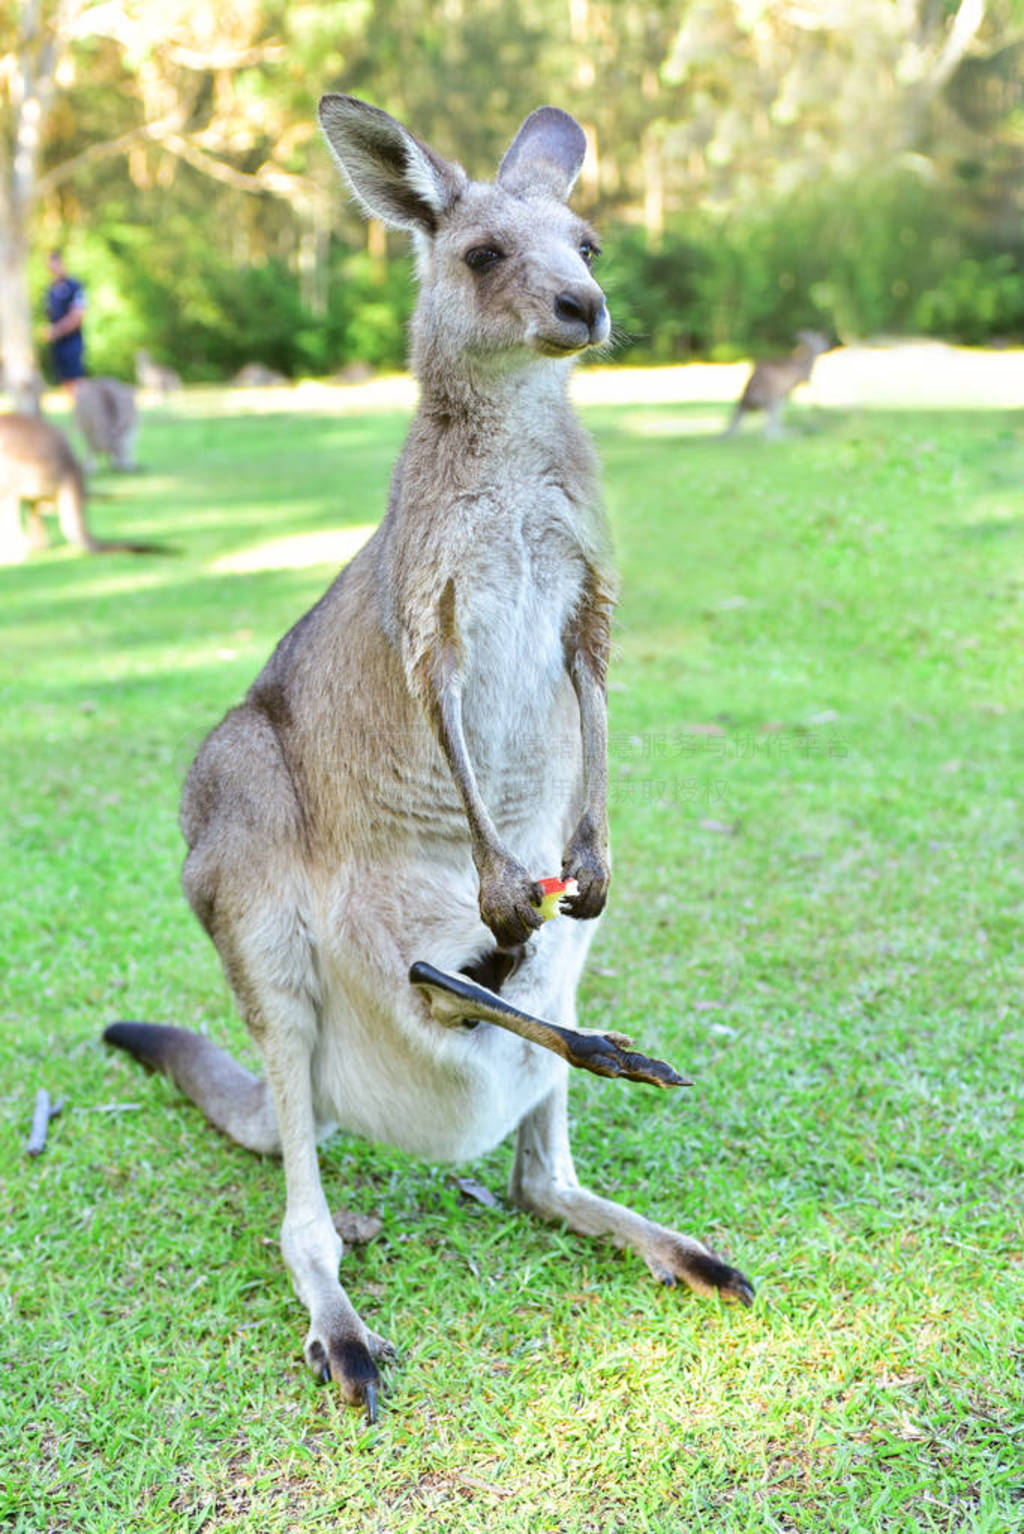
[318,95,466,235]
[498,107,588,201]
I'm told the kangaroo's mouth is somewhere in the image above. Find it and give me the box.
[533,330,606,358]
[533,337,589,358]
[533,308,611,358]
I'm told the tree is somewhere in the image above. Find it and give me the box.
[0,0,335,405]
[1,0,63,408]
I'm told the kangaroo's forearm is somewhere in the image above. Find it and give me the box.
[559,575,614,917]
[431,666,504,863]
[570,647,610,834]
[416,576,501,862]
[567,571,614,832]
[414,577,542,946]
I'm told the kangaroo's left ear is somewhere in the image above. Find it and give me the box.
[319,95,467,235]
[497,107,588,202]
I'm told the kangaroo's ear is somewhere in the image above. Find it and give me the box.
[498,107,588,201]
[318,95,466,234]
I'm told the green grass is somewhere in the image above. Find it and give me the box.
[2,384,1022,1532]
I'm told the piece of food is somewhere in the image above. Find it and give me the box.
[535,875,579,920]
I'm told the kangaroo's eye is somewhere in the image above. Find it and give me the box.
[464,247,504,272]
[579,242,600,267]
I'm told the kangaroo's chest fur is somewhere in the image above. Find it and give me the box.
[392,412,596,783]
[226,386,604,865]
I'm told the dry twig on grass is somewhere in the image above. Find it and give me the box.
[25,1088,67,1157]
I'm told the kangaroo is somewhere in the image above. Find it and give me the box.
[135,350,181,397]
[74,377,139,471]
[0,413,160,559]
[103,96,754,1422]
[233,362,288,388]
[725,329,830,437]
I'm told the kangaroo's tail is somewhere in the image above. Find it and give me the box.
[103,1021,279,1155]
[87,538,175,556]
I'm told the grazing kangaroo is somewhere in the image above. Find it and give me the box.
[0,413,159,559]
[74,377,139,471]
[725,329,830,437]
[104,96,754,1421]
[233,362,288,388]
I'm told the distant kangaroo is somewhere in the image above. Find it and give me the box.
[135,350,181,397]
[0,413,159,559]
[104,95,754,1421]
[725,329,830,437]
[74,377,139,471]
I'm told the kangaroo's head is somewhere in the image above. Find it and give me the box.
[795,330,831,359]
[318,96,610,377]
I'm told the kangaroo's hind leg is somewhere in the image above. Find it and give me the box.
[217,907,395,1421]
[253,987,393,1418]
[107,887,393,1418]
[0,492,31,561]
[510,1077,755,1307]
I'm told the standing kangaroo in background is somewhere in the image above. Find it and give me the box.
[725,329,830,437]
[0,413,158,559]
[104,96,754,1421]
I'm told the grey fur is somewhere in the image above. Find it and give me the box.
[0,413,157,558]
[726,330,831,437]
[104,96,753,1419]
[74,377,138,471]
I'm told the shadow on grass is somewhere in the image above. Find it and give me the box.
[947,516,1024,541]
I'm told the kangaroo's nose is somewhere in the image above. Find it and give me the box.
[554,288,606,333]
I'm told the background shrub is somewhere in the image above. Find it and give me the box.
[37,170,1023,382]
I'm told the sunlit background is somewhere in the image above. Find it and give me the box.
[3,0,1023,393]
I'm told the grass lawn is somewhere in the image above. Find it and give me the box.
[2,369,1022,1532]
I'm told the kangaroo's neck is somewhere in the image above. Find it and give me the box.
[411,341,594,498]
[416,338,576,433]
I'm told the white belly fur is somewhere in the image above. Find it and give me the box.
[311,869,598,1162]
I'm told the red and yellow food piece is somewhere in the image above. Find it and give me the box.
[535,875,579,921]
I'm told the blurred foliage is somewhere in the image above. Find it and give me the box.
[60,183,1024,381]
[6,0,1024,378]
[31,197,417,382]
[607,170,1024,362]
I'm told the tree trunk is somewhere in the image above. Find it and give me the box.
[642,126,664,247]
[298,199,330,318]
[0,223,41,413]
[1,0,60,414]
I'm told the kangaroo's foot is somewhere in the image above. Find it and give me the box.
[511,1085,756,1309]
[410,961,691,1090]
[307,1322,397,1423]
[637,1228,755,1306]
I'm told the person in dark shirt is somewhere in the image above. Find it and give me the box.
[45,250,87,391]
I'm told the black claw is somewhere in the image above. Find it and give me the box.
[362,1381,379,1426]
[728,1272,756,1308]
[308,1338,331,1384]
